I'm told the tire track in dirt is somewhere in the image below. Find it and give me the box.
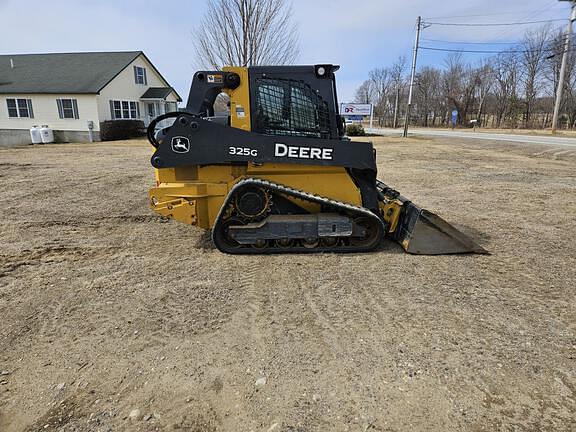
[0,245,118,279]
[300,279,344,353]
[113,256,241,347]
[1,285,76,350]
[286,258,399,430]
[532,148,576,160]
[299,258,399,350]
[292,259,386,355]
[17,214,168,229]
[258,259,343,357]
[226,256,271,352]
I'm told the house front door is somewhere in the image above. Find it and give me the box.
[144,101,168,126]
[144,102,157,126]
[144,101,174,129]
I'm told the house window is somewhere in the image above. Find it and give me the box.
[56,99,79,119]
[134,66,147,85]
[129,101,138,118]
[113,101,122,119]
[6,98,34,118]
[122,101,130,118]
[110,100,140,119]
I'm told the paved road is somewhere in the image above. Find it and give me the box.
[368,127,576,148]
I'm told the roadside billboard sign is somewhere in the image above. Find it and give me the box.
[340,103,372,117]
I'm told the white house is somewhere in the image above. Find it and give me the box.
[0,51,181,146]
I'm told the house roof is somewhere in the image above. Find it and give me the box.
[141,87,175,100]
[0,51,181,100]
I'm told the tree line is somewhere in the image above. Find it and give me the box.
[354,26,576,129]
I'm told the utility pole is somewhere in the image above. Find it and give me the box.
[393,88,400,128]
[552,1,576,133]
[403,16,422,138]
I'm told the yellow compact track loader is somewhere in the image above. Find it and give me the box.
[147,64,487,255]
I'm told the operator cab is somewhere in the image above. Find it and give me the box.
[185,64,345,140]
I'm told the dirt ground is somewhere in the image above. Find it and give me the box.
[0,136,575,432]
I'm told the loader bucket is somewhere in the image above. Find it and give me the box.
[394,201,489,255]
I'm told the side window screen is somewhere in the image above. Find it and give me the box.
[290,86,317,132]
[255,78,330,138]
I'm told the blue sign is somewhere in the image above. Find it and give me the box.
[346,115,363,121]
[451,110,458,125]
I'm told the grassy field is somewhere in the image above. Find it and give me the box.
[1,136,575,431]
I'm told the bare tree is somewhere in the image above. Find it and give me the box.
[521,27,548,128]
[354,80,373,104]
[193,0,299,69]
[415,67,441,126]
[473,60,494,126]
[389,56,407,127]
[492,52,522,127]
[442,54,478,125]
[355,58,408,126]
[368,68,392,116]
[390,56,407,91]
[544,30,568,96]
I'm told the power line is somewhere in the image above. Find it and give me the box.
[424,19,566,27]
[421,38,522,45]
[419,11,571,56]
[426,12,526,20]
[489,0,563,41]
[421,29,571,47]
[420,46,522,54]
[419,46,575,55]
[427,1,562,21]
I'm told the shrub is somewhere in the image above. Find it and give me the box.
[346,123,365,136]
[100,120,145,141]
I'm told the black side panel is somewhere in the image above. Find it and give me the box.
[348,168,380,212]
[150,115,377,172]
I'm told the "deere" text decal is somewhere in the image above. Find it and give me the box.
[274,143,333,160]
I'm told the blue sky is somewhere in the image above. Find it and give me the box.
[0,0,571,102]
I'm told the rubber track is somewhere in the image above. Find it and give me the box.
[211,178,385,254]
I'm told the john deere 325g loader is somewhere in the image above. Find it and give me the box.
[147,64,487,255]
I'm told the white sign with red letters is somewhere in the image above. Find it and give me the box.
[340,103,372,117]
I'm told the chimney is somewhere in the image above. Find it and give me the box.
[10,58,14,69]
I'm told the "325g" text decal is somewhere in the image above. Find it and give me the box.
[229,146,258,157]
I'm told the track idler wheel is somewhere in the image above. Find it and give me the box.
[213,217,245,250]
[350,216,383,249]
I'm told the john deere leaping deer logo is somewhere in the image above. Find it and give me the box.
[171,136,190,153]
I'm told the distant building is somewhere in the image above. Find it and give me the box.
[0,51,181,146]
